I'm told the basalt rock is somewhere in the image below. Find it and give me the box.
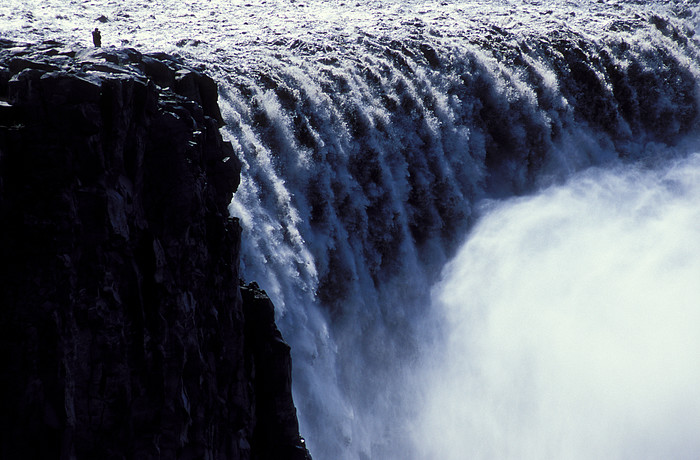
[241,283,311,460]
[0,40,310,460]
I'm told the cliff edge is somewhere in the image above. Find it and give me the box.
[0,39,310,460]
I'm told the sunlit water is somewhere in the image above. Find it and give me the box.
[3,1,700,458]
[418,153,700,460]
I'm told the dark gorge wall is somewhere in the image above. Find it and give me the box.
[0,40,309,460]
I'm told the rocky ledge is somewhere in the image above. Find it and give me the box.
[0,39,310,460]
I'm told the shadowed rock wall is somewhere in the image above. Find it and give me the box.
[0,40,309,460]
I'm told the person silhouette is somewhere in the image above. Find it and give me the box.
[92,28,101,47]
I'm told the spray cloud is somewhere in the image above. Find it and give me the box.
[417,154,700,460]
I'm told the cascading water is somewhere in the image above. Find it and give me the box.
[3,1,700,458]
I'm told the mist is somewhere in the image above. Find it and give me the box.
[416,154,700,460]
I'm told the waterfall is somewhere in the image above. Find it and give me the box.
[3,1,700,458]
[212,7,700,458]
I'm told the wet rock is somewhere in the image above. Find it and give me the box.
[174,68,225,125]
[419,43,440,68]
[0,40,307,460]
[9,56,60,73]
[241,283,312,460]
[142,54,176,87]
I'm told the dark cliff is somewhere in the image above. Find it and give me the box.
[0,40,310,460]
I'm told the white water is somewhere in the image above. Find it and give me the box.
[3,1,700,458]
[418,153,700,459]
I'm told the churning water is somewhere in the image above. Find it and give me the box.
[3,1,700,458]
[418,153,700,460]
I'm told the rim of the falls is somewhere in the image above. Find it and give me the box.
[2,0,698,60]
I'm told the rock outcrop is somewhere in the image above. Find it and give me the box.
[0,40,310,460]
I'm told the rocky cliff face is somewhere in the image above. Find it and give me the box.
[0,40,310,460]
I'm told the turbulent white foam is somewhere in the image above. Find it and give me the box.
[417,153,700,460]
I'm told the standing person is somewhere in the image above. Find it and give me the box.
[92,28,101,47]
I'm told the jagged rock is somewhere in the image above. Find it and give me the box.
[419,43,440,68]
[0,41,309,460]
[142,54,176,88]
[241,283,309,460]
[241,283,312,460]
